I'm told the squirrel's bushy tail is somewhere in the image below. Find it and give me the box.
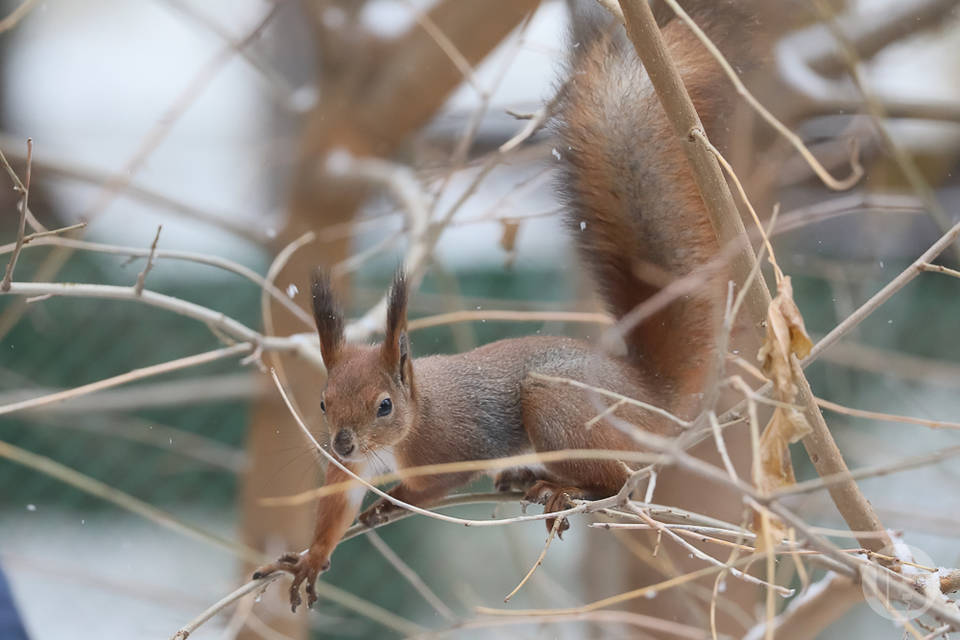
[555,3,757,407]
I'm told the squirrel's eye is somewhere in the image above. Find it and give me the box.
[377,397,392,417]
[320,400,326,413]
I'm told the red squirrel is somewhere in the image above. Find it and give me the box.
[255,1,756,611]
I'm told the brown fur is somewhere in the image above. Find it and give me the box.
[555,3,759,406]
[256,2,760,610]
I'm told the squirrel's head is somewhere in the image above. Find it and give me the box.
[311,268,415,462]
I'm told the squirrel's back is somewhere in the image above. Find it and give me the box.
[555,2,760,410]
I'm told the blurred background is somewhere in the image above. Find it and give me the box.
[0,0,958,638]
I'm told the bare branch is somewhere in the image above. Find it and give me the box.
[0,132,269,242]
[529,372,691,428]
[0,372,258,414]
[772,444,960,499]
[410,309,612,331]
[161,0,296,107]
[0,234,312,327]
[805,221,960,366]
[0,138,31,292]
[366,530,457,622]
[502,516,565,603]
[170,493,533,640]
[0,0,39,33]
[0,343,252,417]
[919,262,960,280]
[133,225,162,296]
[816,397,960,431]
[0,438,261,563]
[0,1,284,342]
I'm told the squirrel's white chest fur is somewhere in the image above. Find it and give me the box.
[347,447,399,509]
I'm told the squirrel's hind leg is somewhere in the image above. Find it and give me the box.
[520,384,636,535]
[522,480,587,537]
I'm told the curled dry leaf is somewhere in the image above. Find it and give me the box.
[753,277,814,545]
[756,276,812,400]
[758,406,810,493]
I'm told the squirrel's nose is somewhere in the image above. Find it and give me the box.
[332,428,356,458]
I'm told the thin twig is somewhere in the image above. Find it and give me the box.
[161,0,295,107]
[477,550,775,616]
[659,0,863,191]
[259,229,321,413]
[133,225,162,296]
[0,0,39,33]
[172,492,520,640]
[919,262,960,280]
[366,530,457,622]
[0,343,253,417]
[628,504,792,595]
[409,309,612,332]
[585,398,628,430]
[691,130,782,285]
[170,570,424,640]
[0,131,267,242]
[0,439,262,563]
[529,372,691,428]
[772,444,960,499]
[0,372,258,414]
[0,233,312,327]
[816,397,960,431]
[0,2,283,342]
[805,221,960,366]
[708,411,738,481]
[503,515,565,603]
[22,411,244,473]
[499,89,563,153]
[0,282,314,357]
[427,610,716,639]
[0,138,31,292]
[406,1,480,93]
[0,222,86,248]
[812,0,959,262]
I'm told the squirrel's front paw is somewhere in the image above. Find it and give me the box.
[252,549,330,612]
[358,498,396,528]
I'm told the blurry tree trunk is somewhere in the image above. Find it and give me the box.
[238,2,539,637]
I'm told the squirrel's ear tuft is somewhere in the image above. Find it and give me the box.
[381,267,411,382]
[311,268,344,370]
[386,268,407,338]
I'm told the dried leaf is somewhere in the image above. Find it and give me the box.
[752,277,814,545]
[753,408,812,547]
[757,276,813,401]
[758,407,811,493]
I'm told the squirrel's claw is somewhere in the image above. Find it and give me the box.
[359,498,396,528]
[252,550,330,612]
[523,480,583,538]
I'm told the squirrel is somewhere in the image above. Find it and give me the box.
[254,0,758,612]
